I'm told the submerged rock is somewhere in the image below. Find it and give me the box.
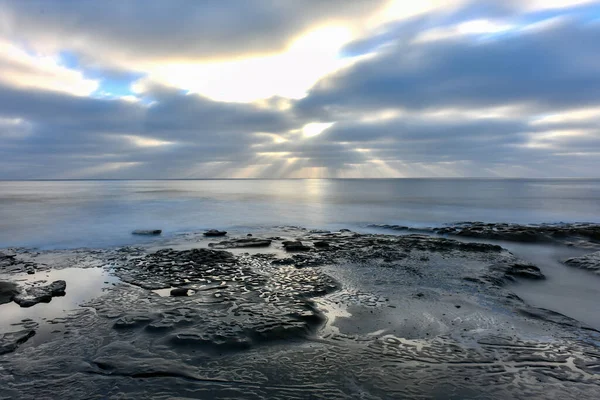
[13,280,67,308]
[564,251,600,274]
[0,281,19,305]
[132,229,162,236]
[203,229,227,237]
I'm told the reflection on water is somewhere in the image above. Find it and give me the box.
[0,267,119,334]
[1,179,600,249]
[503,243,600,331]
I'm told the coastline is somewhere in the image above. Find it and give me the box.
[2,223,600,398]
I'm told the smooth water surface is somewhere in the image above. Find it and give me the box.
[1,179,599,248]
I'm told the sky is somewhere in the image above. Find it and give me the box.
[1,0,600,179]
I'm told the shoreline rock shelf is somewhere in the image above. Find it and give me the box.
[2,224,600,399]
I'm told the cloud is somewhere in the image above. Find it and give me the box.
[0,38,98,96]
[0,0,388,63]
[297,15,600,117]
[1,0,600,178]
[0,82,298,179]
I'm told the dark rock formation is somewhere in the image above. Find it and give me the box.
[0,281,19,305]
[170,287,191,297]
[372,222,600,248]
[0,252,38,274]
[486,262,545,284]
[13,280,67,308]
[282,241,311,251]
[208,238,272,249]
[132,229,162,235]
[203,229,227,237]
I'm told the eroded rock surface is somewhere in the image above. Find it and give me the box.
[13,280,66,308]
[373,222,600,248]
[2,229,600,399]
[565,251,600,274]
[0,329,35,355]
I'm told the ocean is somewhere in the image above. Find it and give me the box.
[1,178,600,249]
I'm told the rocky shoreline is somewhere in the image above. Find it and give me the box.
[1,224,600,399]
[372,222,600,249]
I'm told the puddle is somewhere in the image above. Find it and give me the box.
[314,295,353,336]
[0,267,120,335]
[502,242,600,331]
[152,287,198,297]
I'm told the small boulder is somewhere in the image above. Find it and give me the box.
[132,229,162,236]
[204,230,227,237]
[313,241,330,248]
[170,288,190,297]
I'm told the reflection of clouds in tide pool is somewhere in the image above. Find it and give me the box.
[505,242,600,331]
[314,296,352,336]
[0,267,119,334]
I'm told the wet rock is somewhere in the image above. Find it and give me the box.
[170,330,252,351]
[372,222,600,248]
[203,229,227,237]
[113,314,155,330]
[487,262,545,283]
[313,241,330,248]
[115,248,240,290]
[170,287,190,297]
[0,252,38,274]
[0,329,36,355]
[564,251,600,274]
[518,307,599,332]
[0,252,16,268]
[12,280,67,308]
[132,229,162,235]
[209,238,272,249]
[0,281,19,305]
[282,241,311,252]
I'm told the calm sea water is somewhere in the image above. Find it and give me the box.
[1,179,599,249]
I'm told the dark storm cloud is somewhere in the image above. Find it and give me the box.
[0,0,385,62]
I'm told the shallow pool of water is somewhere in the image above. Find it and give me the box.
[0,267,119,334]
